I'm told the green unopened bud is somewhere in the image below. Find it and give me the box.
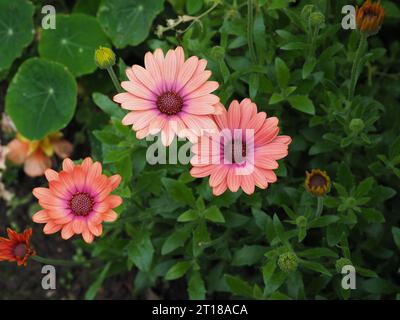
[349,118,365,133]
[335,258,353,273]
[210,46,225,60]
[95,46,115,69]
[301,5,314,21]
[296,216,307,228]
[278,252,298,273]
[310,12,325,26]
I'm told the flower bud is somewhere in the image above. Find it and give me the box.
[94,46,116,70]
[350,118,365,133]
[278,252,298,273]
[296,216,307,228]
[356,0,385,36]
[310,12,325,27]
[301,5,314,21]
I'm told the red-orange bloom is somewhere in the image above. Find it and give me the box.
[32,158,122,244]
[356,0,385,36]
[0,228,35,267]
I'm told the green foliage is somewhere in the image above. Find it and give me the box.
[39,14,109,76]
[97,0,164,48]
[0,0,34,71]
[5,58,77,140]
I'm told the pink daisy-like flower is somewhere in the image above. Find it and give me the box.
[32,158,122,244]
[113,46,221,146]
[190,98,292,196]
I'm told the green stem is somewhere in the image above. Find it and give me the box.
[348,34,367,100]
[315,196,324,218]
[247,0,257,63]
[32,255,89,267]
[107,66,122,93]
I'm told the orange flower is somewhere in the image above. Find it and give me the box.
[32,158,122,244]
[0,228,35,267]
[7,132,73,177]
[356,0,385,36]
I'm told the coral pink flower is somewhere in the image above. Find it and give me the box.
[32,158,122,244]
[113,46,221,146]
[190,99,292,196]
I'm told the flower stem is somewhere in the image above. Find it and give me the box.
[247,0,257,63]
[315,196,324,218]
[107,66,122,93]
[32,255,89,267]
[348,33,367,100]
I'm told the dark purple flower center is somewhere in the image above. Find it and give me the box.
[69,192,94,216]
[309,174,327,188]
[13,243,27,258]
[156,91,183,115]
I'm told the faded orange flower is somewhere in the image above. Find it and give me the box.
[7,132,73,177]
[356,0,385,36]
[0,228,35,267]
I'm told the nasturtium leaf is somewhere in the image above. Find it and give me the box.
[39,14,109,76]
[288,95,315,115]
[97,0,164,48]
[5,58,77,140]
[0,0,34,71]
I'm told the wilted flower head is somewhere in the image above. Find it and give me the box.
[32,158,122,244]
[278,252,298,273]
[190,98,291,196]
[7,132,73,177]
[1,113,16,134]
[113,46,221,146]
[305,169,331,197]
[0,228,35,267]
[356,0,385,36]
[0,144,8,171]
[95,46,116,69]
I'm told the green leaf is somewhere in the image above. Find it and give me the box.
[300,260,332,277]
[224,275,254,299]
[39,14,109,76]
[204,206,225,223]
[302,57,316,79]
[93,92,125,120]
[161,224,192,255]
[362,208,385,223]
[309,215,340,228]
[0,0,34,71]
[161,178,196,207]
[177,209,198,222]
[262,259,277,284]
[354,177,374,197]
[232,245,266,266]
[192,221,210,257]
[127,230,154,272]
[269,93,284,105]
[275,57,290,89]
[186,0,202,14]
[6,58,77,140]
[392,227,400,250]
[165,261,192,280]
[188,270,206,300]
[273,214,289,246]
[288,95,315,115]
[85,262,111,300]
[98,0,164,48]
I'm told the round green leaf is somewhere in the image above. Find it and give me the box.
[0,0,34,71]
[39,14,109,76]
[98,0,164,48]
[6,58,77,140]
